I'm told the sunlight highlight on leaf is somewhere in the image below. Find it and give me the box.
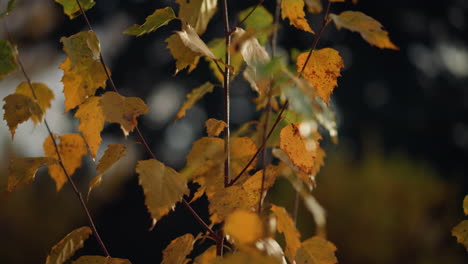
[330,11,398,50]
[176,24,217,60]
[175,82,214,121]
[161,234,195,264]
[55,0,95,19]
[124,7,176,37]
[3,93,43,139]
[45,226,92,264]
[281,0,314,33]
[7,157,57,192]
[166,33,201,74]
[224,209,263,245]
[176,0,217,35]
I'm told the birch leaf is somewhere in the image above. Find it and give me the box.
[281,0,314,33]
[43,134,88,191]
[238,6,273,45]
[175,82,214,121]
[205,118,226,137]
[176,0,217,35]
[7,157,57,192]
[296,48,344,103]
[45,226,92,264]
[124,7,176,37]
[270,204,301,262]
[15,82,54,122]
[224,209,263,245]
[176,24,217,60]
[3,94,43,139]
[330,11,398,50]
[75,96,105,158]
[55,0,95,19]
[88,144,127,197]
[166,33,201,74]
[100,92,148,137]
[295,236,338,264]
[193,246,216,264]
[0,40,18,80]
[161,234,195,264]
[72,256,131,264]
[136,159,189,229]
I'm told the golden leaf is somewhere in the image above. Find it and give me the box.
[280,123,322,175]
[211,251,282,264]
[88,144,127,198]
[100,92,148,136]
[209,185,257,223]
[43,134,88,191]
[296,48,344,103]
[281,0,314,33]
[175,82,214,121]
[193,246,216,264]
[124,7,176,37]
[295,236,338,264]
[330,11,398,50]
[15,81,55,122]
[45,226,92,264]
[7,157,57,192]
[224,209,263,245]
[75,96,105,158]
[166,33,201,74]
[136,159,189,229]
[176,0,217,35]
[242,165,279,202]
[3,93,43,139]
[205,118,226,137]
[453,220,468,251]
[464,195,468,215]
[270,204,301,261]
[161,234,195,264]
[72,256,131,264]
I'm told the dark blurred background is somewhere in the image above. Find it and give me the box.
[0,0,467,263]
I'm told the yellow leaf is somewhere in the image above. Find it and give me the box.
[280,123,322,175]
[296,48,344,103]
[453,220,468,251]
[15,81,55,122]
[161,234,195,264]
[281,0,314,33]
[304,0,322,14]
[124,7,176,37]
[45,226,92,264]
[43,134,88,191]
[175,82,214,121]
[330,11,398,50]
[176,24,217,60]
[205,118,226,137]
[193,246,216,264]
[270,204,301,261]
[211,251,282,264]
[55,0,95,19]
[60,31,109,111]
[295,236,337,264]
[3,93,43,139]
[176,0,217,35]
[72,256,131,264]
[136,159,189,229]
[0,40,19,80]
[100,92,148,136]
[464,195,468,215]
[88,144,126,198]
[7,157,57,192]
[75,96,105,158]
[242,165,279,202]
[166,33,201,74]
[224,209,263,245]
[209,185,257,223]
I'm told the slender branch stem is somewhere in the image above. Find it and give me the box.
[257,88,272,214]
[228,0,265,35]
[75,0,215,240]
[221,0,231,188]
[3,21,110,257]
[271,0,282,57]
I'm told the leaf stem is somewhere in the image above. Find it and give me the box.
[221,0,231,189]
[75,0,216,241]
[3,21,111,257]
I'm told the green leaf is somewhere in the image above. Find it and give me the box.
[0,40,18,80]
[0,0,16,18]
[124,7,176,37]
[238,6,273,45]
[55,0,95,19]
[46,226,92,264]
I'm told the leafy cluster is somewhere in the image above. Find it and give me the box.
[0,0,401,263]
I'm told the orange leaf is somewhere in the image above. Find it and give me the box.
[205,118,226,137]
[224,209,263,245]
[330,11,398,50]
[15,81,54,122]
[3,93,43,139]
[270,204,301,261]
[295,236,338,264]
[161,234,195,264]
[75,96,105,158]
[43,134,88,191]
[7,157,57,192]
[281,0,314,33]
[175,82,214,121]
[100,92,148,136]
[296,48,344,103]
[45,226,92,264]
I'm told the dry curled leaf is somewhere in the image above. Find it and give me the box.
[176,24,217,60]
[330,11,398,50]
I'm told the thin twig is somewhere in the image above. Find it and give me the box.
[257,88,272,214]
[271,0,281,57]
[228,0,265,35]
[221,0,231,189]
[74,0,216,240]
[2,21,111,257]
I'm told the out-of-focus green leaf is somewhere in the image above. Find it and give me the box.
[238,6,273,45]
[0,0,16,18]
[55,0,95,19]
[0,40,18,80]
